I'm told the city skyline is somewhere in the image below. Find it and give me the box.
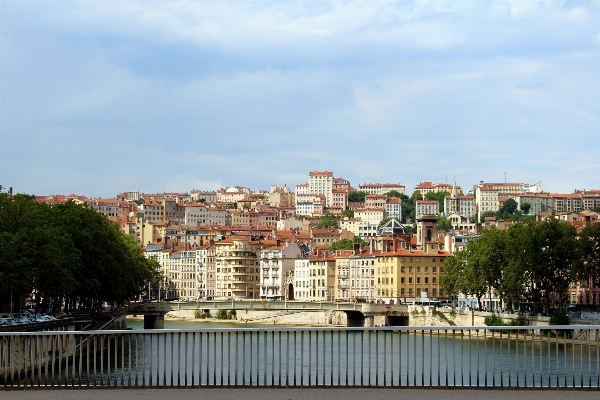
[1,1,599,197]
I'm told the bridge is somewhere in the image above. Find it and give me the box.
[1,325,599,389]
[126,301,409,328]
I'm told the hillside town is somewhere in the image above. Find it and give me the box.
[31,171,600,310]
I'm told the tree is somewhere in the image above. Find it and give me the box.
[314,213,340,229]
[243,202,251,209]
[328,239,354,250]
[578,222,600,287]
[348,191,367,203]
[341,209,354,218]
[437,216,453,232]
[425,191,450,213]
[520,202,531,215]
[440,251,467,307]
[385,190,403,198]
[480,210,496,223]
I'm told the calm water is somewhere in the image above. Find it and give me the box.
[18,320,599,388]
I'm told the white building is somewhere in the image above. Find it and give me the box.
[259,242,303,300]
[415,200,439,217]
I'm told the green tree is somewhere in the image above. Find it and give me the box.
[425,191,450,213]
[341,209,354,218]
[314,213,340,229]
[385,190,403,198]
[328,239,354,250]
[578,222,600,287]
[243,202,251,209]
[440,251,466,307]
[480,210,496,223]
[437,216,453,231]
[348,191,367,203]
[520,202,531,215]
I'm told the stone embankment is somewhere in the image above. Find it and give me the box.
[167,309,347,325]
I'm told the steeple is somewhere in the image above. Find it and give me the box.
[452,178,458,198]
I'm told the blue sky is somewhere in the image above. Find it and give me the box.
[1,1,599,197]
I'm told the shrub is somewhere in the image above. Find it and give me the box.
[549,308,569,326]
[484,314,505,326]
[216,309,228,320]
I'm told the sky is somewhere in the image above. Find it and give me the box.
[1,0,600,198]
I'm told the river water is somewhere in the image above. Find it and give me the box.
[78,318,595,388]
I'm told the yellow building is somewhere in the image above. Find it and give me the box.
[214,236,269,299]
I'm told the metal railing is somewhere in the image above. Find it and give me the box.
[1,325,599,389]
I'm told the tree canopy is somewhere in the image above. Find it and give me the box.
[440,219,597,313]
[348,191,367,203]
[0,187,157,313]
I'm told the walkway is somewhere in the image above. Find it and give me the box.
[2,388,599,400]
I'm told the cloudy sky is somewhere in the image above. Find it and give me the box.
[1,1,599,197]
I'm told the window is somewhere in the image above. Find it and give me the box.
[425,277,428,284]
[432,267,437,273]
[417,277,421,283]
[401,278,405,283]
[417,267,420,272]
[409,277,413,283]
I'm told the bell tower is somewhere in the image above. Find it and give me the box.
[416,214,439,254]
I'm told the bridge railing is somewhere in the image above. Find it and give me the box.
[1,325,599,389]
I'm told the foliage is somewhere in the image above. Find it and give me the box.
[0,187,156,313]
[441,218,593,315]
[341,209,354,218]
[329,239,354,250]
[216,309,229,319]
[348,191,367,203]
[328,237,368,250]
[484,314,505,326]
[194,309,210,319]
[243,202,251,209]
[549,308,569,325]
[425,191,450,213]
[354,236,369,246]
[314,213,341,229]
[437,216,453,231]
[385,190,403,198]
[520,202,531,215]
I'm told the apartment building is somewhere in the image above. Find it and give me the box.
[365,194,387,209]
[308,171,334,207]
[386,197,402,220]
[259,242,303,300]
[414,182,456,197]
[348,252,377,301]
[333,177,352,193]
[268,185,294,207]
[141,200,164,222]
[415,200,439,217]
[359,183,405,195]
[475,184,500,221]
[294,259,311,300]
[332,189,348,209]
[87,198,130,220]
[214,237,266,299]
[308,252,336,301]
[376,249,449,302]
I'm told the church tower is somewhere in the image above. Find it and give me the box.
[416,214,439,254]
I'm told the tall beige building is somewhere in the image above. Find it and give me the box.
[308,171,334,207]
[214,237,268,299]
